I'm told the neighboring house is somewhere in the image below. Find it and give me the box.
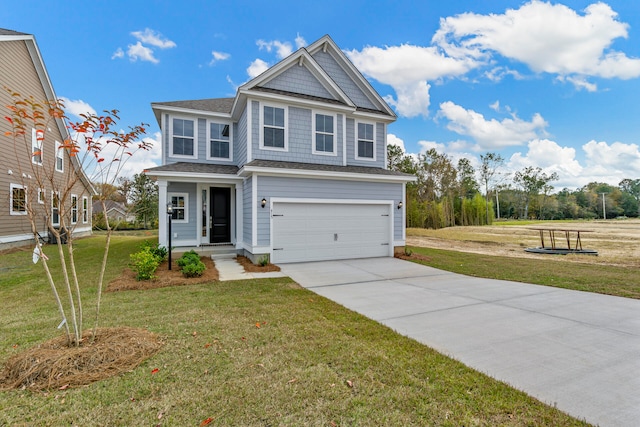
[92,200,134,223]
[0,29,94,250]
[146,35,414,263]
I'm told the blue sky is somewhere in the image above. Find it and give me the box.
[4,0,640,190]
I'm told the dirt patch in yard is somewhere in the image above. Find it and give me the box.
[107,256,219,292]
[406,219,640,268]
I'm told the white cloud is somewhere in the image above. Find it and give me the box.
[82,132,163,182]
[583,140,640,180]
[508,139,583,185]
[131,28,176,49]
[418,139,447,154]
[111,48,124,60]
[295,33,307,49]
[127,41,159,64]
[433,1,640,89]
[59,97,97,120]
[437,101,548,150]
[346,44,479,117]
[387,134,405,152]
[247,58,269,79]
[209,50,230,66]
[383,81,431,117]
[257,39,293,59]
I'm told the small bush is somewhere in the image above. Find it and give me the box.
[140,241,168,261]
[181,260,206,278]
[129,247,160,280]
[176,250,206,278]
[258,255,269,267]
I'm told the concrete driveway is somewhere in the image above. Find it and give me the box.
[280,257,640,427]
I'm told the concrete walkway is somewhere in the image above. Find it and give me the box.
[280,257,640,427]
[211,254,285,281]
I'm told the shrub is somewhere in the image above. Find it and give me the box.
[129,247,160,280]
[176,250,206,278]
[140,241,168,261]
[181,260,206,278]
[258,255,269,267]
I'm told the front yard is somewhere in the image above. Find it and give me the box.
[0,235,588,426]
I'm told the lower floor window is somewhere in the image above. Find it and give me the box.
[10,184,26,215]
[169,193,188,222]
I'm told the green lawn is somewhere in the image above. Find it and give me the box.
[0,235,590,426]
[406,245,640,299]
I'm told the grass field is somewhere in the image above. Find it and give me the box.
[0,234,589,426]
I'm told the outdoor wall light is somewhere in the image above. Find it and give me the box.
[397,201,403,210]
[261,198,267,208]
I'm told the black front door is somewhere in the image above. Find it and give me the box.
[210,187,231,243]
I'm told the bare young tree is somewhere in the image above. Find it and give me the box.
[4,90,150,346]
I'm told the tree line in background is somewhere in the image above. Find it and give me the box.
[92,172,158,230]
[388,145,640,229]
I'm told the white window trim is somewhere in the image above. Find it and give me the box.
[206,120,234,162]
[259,102,288,152]
[312,110,337,156]
[10,183,27,215]
[169,116,198,159]
[32,128,43,166]
[71,194,78,225]
[51,191,60,226]
[38,188,45,204]
[82,196,89,223]
[355,120,376,161]
[168,192,189,224]
[55,140,64,172]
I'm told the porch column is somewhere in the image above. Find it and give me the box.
[235,184,243,249]
[158,180,168,248]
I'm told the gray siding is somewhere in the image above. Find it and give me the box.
[236,108,247,167]
[263,64,335,100]
[167,182,197,241]
[312,50,377,110]
[198,118,206,159]
[252,104,343,166]
[256,176,403,245]
[242,177,252,245]
[345,119,385,168]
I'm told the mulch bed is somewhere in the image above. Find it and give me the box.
[395,252,432,262]
[107,256,219,292]
[0,327,163,391]
[236,255,281,273]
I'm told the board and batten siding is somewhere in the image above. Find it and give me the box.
[0,39,91,246]
[311,50,378,111]
[263,65,334,100]
[256,176,403,246]
[242,176,253,246]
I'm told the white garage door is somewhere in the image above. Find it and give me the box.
[272,202,392,263]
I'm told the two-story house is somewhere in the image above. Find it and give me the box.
[147,35,414,263]
[0,29,94,250]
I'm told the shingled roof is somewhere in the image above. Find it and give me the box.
[0,28,30,36]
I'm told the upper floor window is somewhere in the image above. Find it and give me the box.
[356,122,375,160]
[313,113,336,155]
[171,118,195,157]
[10,184,26,215]
[32,128,44,165]
[169,193,188,223]
[208,122,231,160]
[262,105,286,150]
[55,141,64,172]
